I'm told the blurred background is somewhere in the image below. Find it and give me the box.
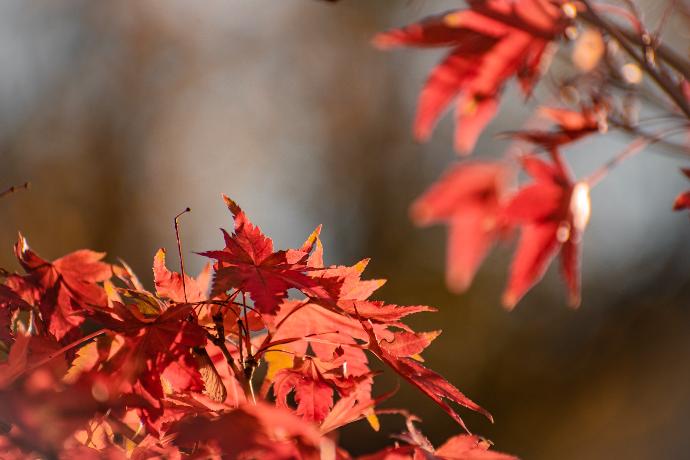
[1,1,690,459]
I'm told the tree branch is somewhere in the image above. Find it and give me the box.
[580,0,690,118]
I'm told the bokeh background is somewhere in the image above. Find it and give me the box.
[1,1,690,459]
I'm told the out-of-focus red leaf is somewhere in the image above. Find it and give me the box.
[374,0,566,153]
[170,403,323,459]
[674,190,690,211]
[673,168,690,212]
[503,154,588,308]
[0,333,30,389]
[0,282,33,345]
[359,416,516,459]
[507,105,606,149]
[411,161,514,292]
[435,434,517,459]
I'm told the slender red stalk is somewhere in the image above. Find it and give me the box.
[174,207,191,303]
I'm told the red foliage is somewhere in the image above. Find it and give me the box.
[376,0,689,309]
[673,168,690,213]
[411,161,514,293]
[374,0,568,153]
[502,154,587,308]
[0,196,511,459]
[410,151,591,308]
[2,0,689,457]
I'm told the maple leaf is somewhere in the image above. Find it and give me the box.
[274,354,376,424]
[362,320,492,432]
[378,330,441,359]
[507,105,606,149]
[273,357,336,423]
[0,333,30,389]
[435,434,517,460]
[411,161,514,292]
[374,0,566,153]
[0,193,515,454]
[673,168,690,213]
[0,281,33,345]
[318,379,390,434]
[268,301,375,382]
[13,234,111,340]
[90,302,207,422]
[307,257,386,302]
[360,415,516,460]
[201,195,324,315]
[170,403,323,459]
[153,248,211,303]
[502,154,591,308]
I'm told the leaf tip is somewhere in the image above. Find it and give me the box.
[221,194,241,216]
[501,292,518,311]
[371,33,396,50]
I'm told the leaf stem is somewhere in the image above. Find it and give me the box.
[19,328,106,379]
[173,207,191,303]
[210,312,255,403]
[0,182,29,199]
[585,126,688,186]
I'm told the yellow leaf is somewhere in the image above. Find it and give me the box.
[264,345,294,382]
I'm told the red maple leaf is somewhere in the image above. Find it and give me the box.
[0,281,33,345]
[0,333,30,389]
[14,234,111,340]
[360,415,515,460]
[411,161,514,292]
[201,195,324,314]
[273,357,338,423]
[170,403,323,459]
[508,105,606,149]
[362,320,492,432]
[270,300,374,378]
[435,434,518,460]
[378,330,441,358]
[89,301,207,425]
[153,248,211,303]
[673,168,690,213]
[374,0,566,153]
[502,154,590,308]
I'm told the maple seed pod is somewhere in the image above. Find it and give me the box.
[570,182,591,233]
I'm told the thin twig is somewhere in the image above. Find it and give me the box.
[17,329,106,379]
[210,312,255,403]
[609,117,690,157]
[0,182,29,199]
[652,0,679,42]
[580,0,690,117]
[586,125,689,186]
